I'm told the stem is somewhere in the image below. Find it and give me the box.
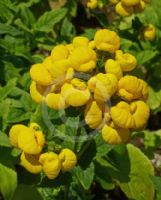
[73,126,81,153]
[64,185,69,200]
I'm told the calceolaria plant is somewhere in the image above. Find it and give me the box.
[8,29,153,199]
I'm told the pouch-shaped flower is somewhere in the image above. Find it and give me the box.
[39,152,61,179]
[30,81,46,103]
[18,127,45,154]
[51,45,69,62]
[59,149,77,171]
[115,2,133,17]
[88,73,118,102]
[94,29,120,53]
[61,78,91,107]
[20,152,42,174]
[118,75,148,101]
[110,101,150,129]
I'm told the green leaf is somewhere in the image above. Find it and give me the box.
[12,185,43,200]
[0,132,11,147]
[0,23,21,36]
[34,8,67,32]
[0,78,17,101]
[151,176,161,196]
[0,163,17,200]
[0,99,10,131]
[74,163,95,190]
[110,144,155,200]
[136,50,158,65]
[147,87,161,110]
[82,28,97,40]
[95,161,114,190]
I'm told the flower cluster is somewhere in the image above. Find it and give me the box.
[112,0,151,17]
[9,123,77,179]
[29,28,150,145]
[87,0,151,17]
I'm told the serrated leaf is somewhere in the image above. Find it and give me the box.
[34,8,67,32]
[75,163,95,190]
[0,23,21,36]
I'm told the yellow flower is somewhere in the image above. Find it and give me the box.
[18,127,45,154]
[110,101,150,129]
[51,45,69,62]
[102,124,130,144]
[121,0,140,7]
[47,59,72,79]
[115,50,137,71]
[94,29,120,53]
[118,75,148,101]
[20,152,42,174]
[30,81,46,103]
[72,36,89,48]
[110,0,120,4]
[66,44,74,54]
[69,46,97,72]
[115,2,134,17]
[46,92,66,110]
[88,73,118,102]
[87,0,98,9]
[134,0,146,12]
[59,149,77,171]
[9,124,26,147]
[84,100,110,129]
[39,152,61,179]
[30,64,53,86]
[61,78,91,107]
[144,24,156,41]
[105,59,123,79]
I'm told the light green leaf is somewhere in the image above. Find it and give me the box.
[0,163,17,200]
[119,144,155,200]
[147,87,161,110]
[136,50,158,65]
[0,132,11,147]
[34,8,67,32]
[75,163,95,190]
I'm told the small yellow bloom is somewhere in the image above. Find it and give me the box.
[39,152,61,179]
[115,50,137,71]
[59,149,77,171]
[9,124,26,147]
[118,75,148,101]
[66,44,74,54]
[87,0,98,9]
[115,2,134,17]
[102,124,130,144]
[110,100,150,129]
[20,152,42,174]
[30,64,53,86]
[51,45,69,62]
[84,100,110,129]
[69,46,97,72]
[94,29,120,53]
[88,73,118,102]
[72,36,89,48]
[110,0,120,4]
[61,78,91,107]
[105,59,123,80]
[46,92,66,110]
[144,24,156,41]
[18,127,45,154]
[30,81,46,103]
[121,0,140,7]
